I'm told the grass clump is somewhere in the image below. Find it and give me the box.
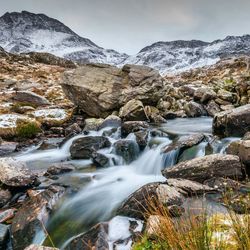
[16,120,41,139]
[132,195,250,250]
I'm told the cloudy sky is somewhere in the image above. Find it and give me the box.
[1,0,250,54]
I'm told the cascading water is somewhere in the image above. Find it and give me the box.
[12,117,238,248]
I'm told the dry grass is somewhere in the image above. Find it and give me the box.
[133,195,250,250]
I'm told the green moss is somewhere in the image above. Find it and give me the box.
[16,121,42,139]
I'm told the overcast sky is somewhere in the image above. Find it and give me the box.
[1,0,250,54]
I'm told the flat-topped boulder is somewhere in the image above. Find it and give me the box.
[0,158,39,187]
[213,104,250,137]
[61,64,165,117]
[162,154,243,183]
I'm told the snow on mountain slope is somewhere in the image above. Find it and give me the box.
[1,11,250,74]
[123,36,250,74]
[0,11,128,65]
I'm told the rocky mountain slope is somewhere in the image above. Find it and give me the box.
[124,36,250,74]
[0,11,128,65]
[1,11,250,75]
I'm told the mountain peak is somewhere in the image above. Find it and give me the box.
[0,11,128,64]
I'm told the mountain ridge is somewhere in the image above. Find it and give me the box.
[1,11,250,74]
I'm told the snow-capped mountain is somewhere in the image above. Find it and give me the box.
[1,11,250,74]
[124,36,250,74]
[0,11,128,65]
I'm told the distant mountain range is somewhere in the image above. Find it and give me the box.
[1,11,250,74]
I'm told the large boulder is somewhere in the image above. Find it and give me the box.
[117,182,184,220]
[162,154,243,183]
[0,158,39,188]
[70,136,111,159]
[213,104,250,137]
[61,64,165,117]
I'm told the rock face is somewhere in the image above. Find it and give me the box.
[0,158,39,187]
[70,136,111,159]
[162,154,243,183]
[11,185,65,250]
[61,64,165,117]
[213,104,250,137]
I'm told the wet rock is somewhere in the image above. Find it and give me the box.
[70,136,111,159]
[226,140,241,155]
[99,115,121,129]
[11,185,65,250]
[0,208,17,223]
[144,106,166,123]
[204,177,244,192]
[49,127,64,135]
[117,182,184,220]
[65,222,109,250]
[0,189,12,207]
[13,91,50,106]
[114,139,140,164]
[24,245,59,250]
[65,216,143,250]
[205,100,221,117]
[134,130,149,150]
[194,87,217,103]
[84,118,104,131]
[227,139,250,174]
[184,101,207,117]
[243,132,250,140]
[238,140,250,167]
[0,158,39,188]
[65,123,82,136]
[0,224,10,249]
[0,141,17,156]
[61,64,165,117]
[163,134,205,154]
[119,99,148,121]
[163,154,243,183]
[102,127,118,137]
[92,152,110,168]
[163,111,178,120]
[121,121,149,137]
[213,104,250,137]
[167,178,214,196]
[45,163,75,176]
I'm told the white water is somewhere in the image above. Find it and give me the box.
[13,117,237,248]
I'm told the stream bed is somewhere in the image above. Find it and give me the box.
[12,117,239,249]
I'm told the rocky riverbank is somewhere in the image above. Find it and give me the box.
[0,48,249,249]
